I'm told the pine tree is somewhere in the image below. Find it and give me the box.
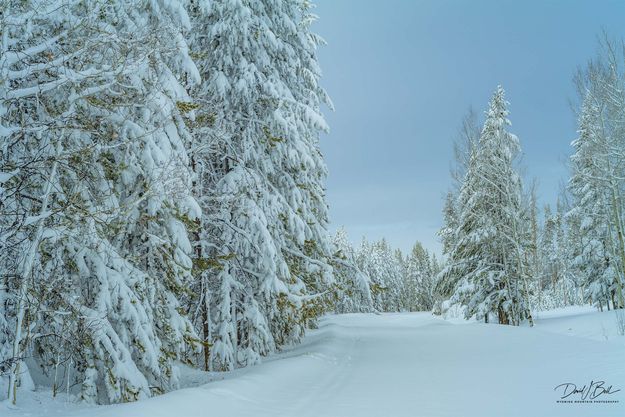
[1,0,200,403]
[404,242,438,311]
[357,239,404,312]
[186,0,333,370]
[538,201,579,309]
[539,204,557,308]
[561,192,585,306]
[330,228,373,313]
[434,110,479,314]
[444,86,531,325]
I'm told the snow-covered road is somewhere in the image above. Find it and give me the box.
[5,309,625,417]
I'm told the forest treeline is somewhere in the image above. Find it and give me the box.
[1,0,624,408]
[333,37,625,329]
[434,40,625,325]
[0,0,353,405]
[329,39,625,328]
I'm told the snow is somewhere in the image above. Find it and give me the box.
[533,305,625,343]
[3,307,623,417]
[0,125,15,138]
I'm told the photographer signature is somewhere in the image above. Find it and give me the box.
[554,381,621,400]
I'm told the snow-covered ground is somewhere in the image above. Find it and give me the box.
[3,307,624,417]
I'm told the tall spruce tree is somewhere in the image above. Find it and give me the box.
[186,0,334,371]
[443,86,532,325]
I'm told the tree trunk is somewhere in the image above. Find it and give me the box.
[202,282,212,371]
[8,148,59,404]
[498,307,509,325]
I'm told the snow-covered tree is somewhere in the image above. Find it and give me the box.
[403,242,438,311]
[357,238,404,312]
[537,201,580,309]
[569,48,625,310]
[1,0,200,404]
[525,184,543,310]
[330,228,373,313]
[442,86,532,325]
[434,110,479,314]
[186,0,334,371]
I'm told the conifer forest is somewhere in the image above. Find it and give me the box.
[1,1,624,416]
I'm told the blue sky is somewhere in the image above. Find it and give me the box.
[313,0,625,255]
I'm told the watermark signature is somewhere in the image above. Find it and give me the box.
[554,380,620,404]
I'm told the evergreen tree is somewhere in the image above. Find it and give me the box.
[539,201,580,309]
[404,242,438,311]
[330,228,373,313]
[357,239,404,312]
[1,0,200,403]
[186,0,334,370]
[443,86,532,325]
[434,110,479,314]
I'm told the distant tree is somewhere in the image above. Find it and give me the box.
[331,228,373,313]
[404,242,438,311]
[357,238,404,312]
